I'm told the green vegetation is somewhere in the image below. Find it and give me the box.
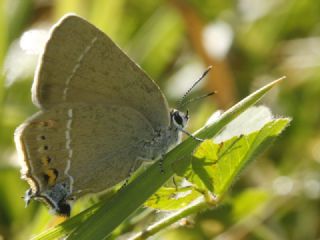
[1,0,319,239]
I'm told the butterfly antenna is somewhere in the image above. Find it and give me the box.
[178,66,212,109]
[179,91,217,109]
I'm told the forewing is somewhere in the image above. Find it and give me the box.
[32,14,169,128]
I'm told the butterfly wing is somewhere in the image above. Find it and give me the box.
[15,103,154,202]
[32,14,170,129]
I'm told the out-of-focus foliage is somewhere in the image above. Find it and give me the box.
[0,0,319,239]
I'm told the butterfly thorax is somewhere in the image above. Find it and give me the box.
[139,109,189,161]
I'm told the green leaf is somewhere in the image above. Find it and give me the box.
[33,78,283,240]
[144,186,202,211]
[181,118,290,198]
[131,114,289,240]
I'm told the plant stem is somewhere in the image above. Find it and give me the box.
[130,198,210,240]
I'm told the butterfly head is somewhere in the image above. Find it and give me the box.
[170,109,189,130]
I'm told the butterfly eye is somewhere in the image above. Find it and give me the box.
[172,110,188,128]
[173,112,183,126]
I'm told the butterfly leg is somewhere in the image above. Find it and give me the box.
[179,128,204,142]
[172,176,178,191]
[120,159,141,189]
[158,156,165,174]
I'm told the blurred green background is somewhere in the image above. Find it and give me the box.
[0,0,320,239]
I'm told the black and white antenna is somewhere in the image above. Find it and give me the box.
[178,66,214,109]
[179,91,216,109]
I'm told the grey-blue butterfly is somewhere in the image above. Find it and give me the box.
[14,14,195,216]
